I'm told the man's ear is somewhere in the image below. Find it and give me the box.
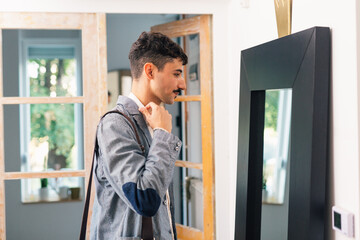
[144,62,155,80]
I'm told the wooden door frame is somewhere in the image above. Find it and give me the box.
[152,15,215,240]
[0,12,107,239]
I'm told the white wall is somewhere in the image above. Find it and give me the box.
[292,1,359,239]
[2,0,360,239]
[227,1,278,238]
[228,0,360,240]
[357,0,360,237]
[294,2,359,239]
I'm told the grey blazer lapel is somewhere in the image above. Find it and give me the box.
[132,113,152,147]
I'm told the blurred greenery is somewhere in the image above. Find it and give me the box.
[263,90,280,190]
[262,175,267,190]
[264,90,279,131]
[29,58,75,169]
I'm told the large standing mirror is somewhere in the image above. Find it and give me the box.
[235,27,330,240]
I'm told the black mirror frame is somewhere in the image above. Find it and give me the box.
[234,27,330,240]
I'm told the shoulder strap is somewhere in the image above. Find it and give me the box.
[79,110,153,240]
[103,110,145,154]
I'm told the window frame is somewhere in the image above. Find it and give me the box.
[19,37,84,202]
[0,12,107,239]
[151,15,215,240]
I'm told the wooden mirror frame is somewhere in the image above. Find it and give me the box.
[234,27,330,240]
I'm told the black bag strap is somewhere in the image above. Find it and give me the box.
[79,110,152,240]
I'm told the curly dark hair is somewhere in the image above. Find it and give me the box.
[128,31,188,79]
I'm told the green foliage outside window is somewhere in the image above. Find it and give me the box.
[264,90,279,131]
[29,58,76,169]
[263,90,280,190]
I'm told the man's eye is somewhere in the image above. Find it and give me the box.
[174,73,180,77]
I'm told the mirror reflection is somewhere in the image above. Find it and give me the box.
[262,89,292,204]
[261,89,292,240]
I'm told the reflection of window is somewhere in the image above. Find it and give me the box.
[19,38,83,202]
[263,89,292,204]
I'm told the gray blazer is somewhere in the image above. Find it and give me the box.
[90,96,181,240]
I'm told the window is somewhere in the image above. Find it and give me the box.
[18,35,84,202]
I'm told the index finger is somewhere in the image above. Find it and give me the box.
[145,102,159,110]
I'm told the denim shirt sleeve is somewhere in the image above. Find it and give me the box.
[97,114,181,217]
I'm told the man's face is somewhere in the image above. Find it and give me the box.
[150,58,186,105]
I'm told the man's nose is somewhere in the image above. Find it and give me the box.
[179,75,186,91]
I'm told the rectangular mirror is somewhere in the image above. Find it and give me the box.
[235,27,330,240]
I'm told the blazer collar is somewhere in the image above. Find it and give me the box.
[116,96,152,146]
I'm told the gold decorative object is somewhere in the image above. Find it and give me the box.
[274,0,292,38]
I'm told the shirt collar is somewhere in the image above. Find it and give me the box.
[128,92,154,137]
[128,92,145,109]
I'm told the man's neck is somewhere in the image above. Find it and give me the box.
[132,83,161,106]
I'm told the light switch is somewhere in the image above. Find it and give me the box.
[332,206,354,238]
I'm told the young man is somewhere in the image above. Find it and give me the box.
[90,32,188,240]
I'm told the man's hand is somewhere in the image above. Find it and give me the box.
[139,102,172,133]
